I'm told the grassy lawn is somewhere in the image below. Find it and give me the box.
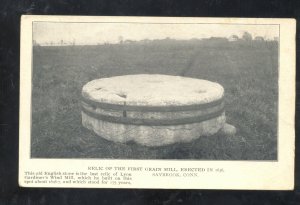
[31,40,278,160]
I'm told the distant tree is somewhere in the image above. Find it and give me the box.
[242,32,253,41]
[118,36,123,44]
[124,39,135,44]
[228,35,239,41]
[254,36,264,41]
[33,40,41,46]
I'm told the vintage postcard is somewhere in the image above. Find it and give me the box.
[19,15,295,189]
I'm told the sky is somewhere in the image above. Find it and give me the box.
[33,22,279,45]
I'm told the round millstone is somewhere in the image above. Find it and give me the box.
[81,74,227,146]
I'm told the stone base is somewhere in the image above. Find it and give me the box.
[82,111,226,146]
[219,123,237,136]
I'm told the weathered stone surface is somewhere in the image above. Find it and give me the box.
[82,112,226,146]
[82,74,224,106]
[81,74,228,146]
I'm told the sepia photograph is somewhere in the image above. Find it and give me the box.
[19,16,295,189]
[30,20,279,160]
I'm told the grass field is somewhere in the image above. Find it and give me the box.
[31,40,278,160]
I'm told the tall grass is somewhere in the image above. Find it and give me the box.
[31,40,278,160]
